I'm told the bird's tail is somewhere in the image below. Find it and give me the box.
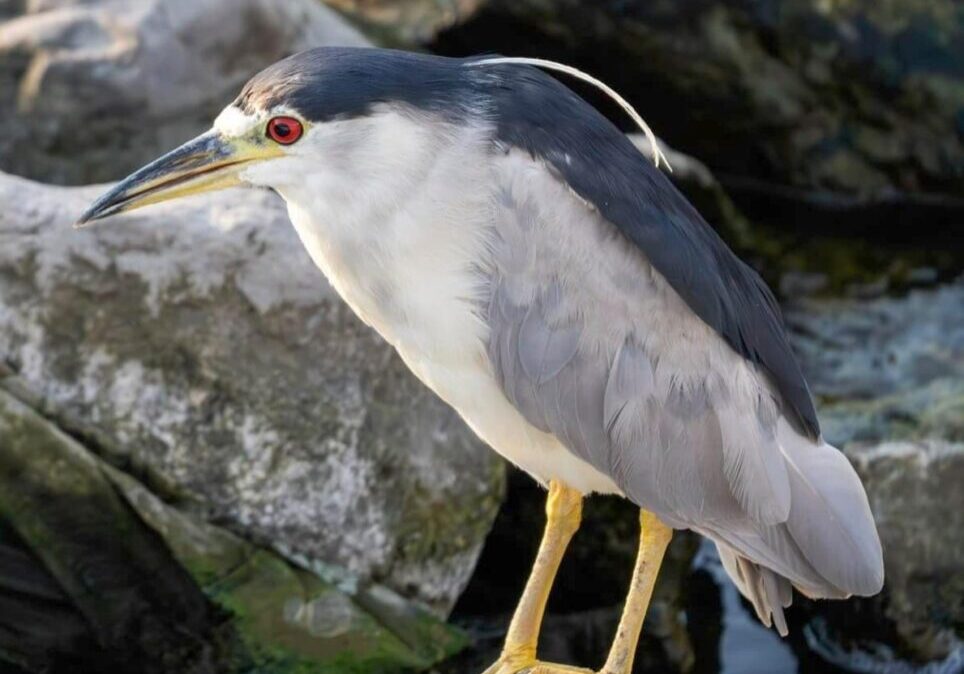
[709,419,884,635]
[717,543,794,635]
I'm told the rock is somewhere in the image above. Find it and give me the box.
[784,280,964,663]
[430,0,964,199]
[0,385,465,673]
[0,169,505,615]
[847,441,964,662]
[787,280,964,446]
[0,0,368,185]
[323,0,484,47]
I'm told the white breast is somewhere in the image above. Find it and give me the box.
[274,107,620,495]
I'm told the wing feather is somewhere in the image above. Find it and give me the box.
[518,295,581,384]
[718,404,791,524]
[484,153,882,636]
[483,62,820,440]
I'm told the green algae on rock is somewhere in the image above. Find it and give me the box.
[0,387,465,673]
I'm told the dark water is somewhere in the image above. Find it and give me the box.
[696,543,963,674]
[693,542,797,674]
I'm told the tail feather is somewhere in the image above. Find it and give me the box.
[762,567,791,635]
[717,542,791,636]
[777,420,884,596]
[708,419,884,636]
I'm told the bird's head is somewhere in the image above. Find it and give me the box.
[76,48,477,226]
[77,47,668,227]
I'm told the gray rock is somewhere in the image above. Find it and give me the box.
[846,441,964,661]
[787,280,964,659]
[0,385,466,672]
[0,0,368,185]
[323,0,484,46]
[787,280,964,446]
[0,169,505,614]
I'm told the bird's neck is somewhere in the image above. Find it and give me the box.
[276,112,497,363]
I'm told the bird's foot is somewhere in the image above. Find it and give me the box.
[481,656,594,674]
[526,664,596,674]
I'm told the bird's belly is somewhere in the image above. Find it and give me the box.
[283,195,620,495]
[395,345,622,496]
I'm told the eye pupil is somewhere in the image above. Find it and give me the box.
[267,116,302,144]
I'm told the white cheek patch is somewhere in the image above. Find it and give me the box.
[214,105,260,137]
[237,161,276,186]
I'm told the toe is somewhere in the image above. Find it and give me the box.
[482,657,595,674]
[527,663,595,674]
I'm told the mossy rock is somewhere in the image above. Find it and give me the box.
[0,171,504,615]
[0,388,465,673]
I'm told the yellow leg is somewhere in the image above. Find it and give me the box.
[483,481,586,674]
[482,499,672,674]
[599,510,673,674]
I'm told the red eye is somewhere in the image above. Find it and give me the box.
[266,116,303,145]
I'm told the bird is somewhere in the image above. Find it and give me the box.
[78,47,884,674]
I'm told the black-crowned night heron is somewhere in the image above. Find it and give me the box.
[78,47,884,674]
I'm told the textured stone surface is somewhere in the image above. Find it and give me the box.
[784,280,964,662]
[788,280,964,446]
[0,0,368,184]
[323,0,484,46]
[846,441,964,661]
[0,170,504,614]
[0,385,465,673]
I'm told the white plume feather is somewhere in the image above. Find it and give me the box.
[470,56,672,172]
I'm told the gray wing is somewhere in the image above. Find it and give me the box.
[483,62,820,441]
[484,157,884,634]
